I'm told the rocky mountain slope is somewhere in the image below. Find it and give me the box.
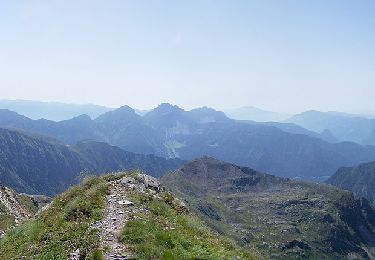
[74,141,184,178]
[0,185,49,237]
[161,157,375,259]
[0,128,183,195]
[0,172,254,259]
[326,161,375,206]
[1,105,375,181]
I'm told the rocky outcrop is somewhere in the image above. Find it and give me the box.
[0,186,34,224]
[0,185,50,237]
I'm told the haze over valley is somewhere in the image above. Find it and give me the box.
[1,1,375,259]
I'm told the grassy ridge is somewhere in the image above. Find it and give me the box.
[0,176,109,259]
[0,172,256,259]
[121,191,255,259]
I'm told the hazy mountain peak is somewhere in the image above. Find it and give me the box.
[292,109,365,119]
[0,109,26,118]
[304,109,320,113]
[189,106,224,114]
[188,107,230,123]
[142,103,187,129]
[0,109,32,126]
[153,103,184,114]
[191,106,215,111]
[223,106,290,122]
[68,114,92,121]
[95,105,141,123]
[117,105,136,113]
[287,110,375,145]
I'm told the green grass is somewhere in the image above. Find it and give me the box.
[0,175,110,259]
[17,194,39,214]
[120,191,255,260]
[0,193,37,232]
[1,172,258,259]
[0,214,15,231]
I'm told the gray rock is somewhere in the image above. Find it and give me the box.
[69,248,80,260]
[118,200,134,206]
[91,221,102,229]
[120,177,137,185]
[140,174,161,191]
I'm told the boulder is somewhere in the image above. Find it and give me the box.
[140,174,161,191]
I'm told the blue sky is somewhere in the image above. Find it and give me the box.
[0,0,374,113]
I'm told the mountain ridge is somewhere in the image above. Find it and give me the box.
[287,110,375,145]
[326,161,375,206]
[0,171,255,259]
[1,105,375,181]
[0,99,113,121]
[0,127,183,195]
[161,157,375,259]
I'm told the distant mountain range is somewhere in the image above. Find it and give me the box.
[2,100,375,147]
[2,100,375,258]
[223,106,291,122]
[326,161,375,206]
[0,99,113,121]
[287,110,375,146]
[161,157,375,259]
[0,128,183,195]
[241,120,338,143]
[0,99,153,121]
[0,104,375,181]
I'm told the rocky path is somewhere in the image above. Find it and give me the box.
[96,174,161,260]
[98,179,135,260]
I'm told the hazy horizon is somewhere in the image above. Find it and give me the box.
[3,98,375,118]
[1,1,374,114]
